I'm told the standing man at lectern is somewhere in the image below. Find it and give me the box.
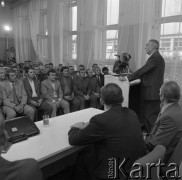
[119,39,165,132]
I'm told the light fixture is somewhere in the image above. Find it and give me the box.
[4,25,12,32]
[0,0,5,7]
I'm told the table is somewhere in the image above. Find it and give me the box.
[2,108,103,179]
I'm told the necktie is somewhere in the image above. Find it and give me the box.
[12,83,19,105]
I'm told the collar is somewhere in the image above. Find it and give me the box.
[160,103,175,115]
[148,50,157,59]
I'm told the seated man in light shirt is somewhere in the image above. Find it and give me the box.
[41,69,70,117]
[1,69,35,121]
[23,68,53,121]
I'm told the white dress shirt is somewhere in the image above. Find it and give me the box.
[29,79,37,97]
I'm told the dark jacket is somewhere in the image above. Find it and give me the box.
[0,156,42,180]
[23,78,41,104]
[146,103,182,163]
[68,105,146,179]
[128,51,165,100]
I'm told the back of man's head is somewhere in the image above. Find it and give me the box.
[101,83,124,106]
[161,81,180,103]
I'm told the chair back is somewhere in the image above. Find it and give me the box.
[130,145,166,180]
[167,137,182,166]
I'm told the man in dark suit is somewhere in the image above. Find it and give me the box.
[120,39,165,132]
[23,68,53,121]
[68,83,146,180]
[0,121,43,180]
[145,81,182,163]
[94,67,104,88]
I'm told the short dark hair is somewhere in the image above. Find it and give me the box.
[49,63,53,66]
[25,67,33,74]
[92,63,98,68]
[6,69,16,78]
[61,66,69,72]
[47,69,57,76]
[101,83,124,105]
[102,67,109,73]
[149,39,159,50]
[161,81,180,103]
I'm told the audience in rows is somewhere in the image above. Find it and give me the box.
[0,61,108,121]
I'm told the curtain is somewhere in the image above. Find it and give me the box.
[29,0,41,59]
[77,0,99,68]
[13,4,32,62]
[118,0,156,72]
[47,0,64,66]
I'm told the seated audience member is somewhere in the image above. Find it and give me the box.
[86,69,100,108]
[68,66,78,79]
[68,83,146,180]
[102,66,110,75]
[0,68,6,84]
[2,69,35,121]
[41,69,70,117]
[145,81,182,163]
[60,66,80,112]
[0,86,4,122]
[44,64,50,69]
[49,63,53,69]
[33,65,41,81]
[73,69,97,109]
[92,63,98,75]
[23,68,53,121]
[58,64,63,71]
[0,121,43,180]
[40,66,48,82]
[94,66,104,87]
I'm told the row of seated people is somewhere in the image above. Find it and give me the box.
[0,66,105,122]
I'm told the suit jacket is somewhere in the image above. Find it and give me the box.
[1,80,27,108]
[41,79,63,101]
[145,103,182,163]
[128,51,165,100]
[73,76,90,96]
[23,78,41,104]
[94,74,104,88]
[68,105,146,179]
[0,85,3,106]
[60,76,74,96]
[0,156,42,180]
[87,76,100,93]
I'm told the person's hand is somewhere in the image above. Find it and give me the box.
[31,100,38,107]
[84,95,89,100]
[94,93,99,98]
[64,95,74,101]
[37,99,43,107]
[118,76,128,82]
[15,104,23,113]
[71,122,88,129]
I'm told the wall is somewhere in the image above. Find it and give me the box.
[0,4,14,61]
